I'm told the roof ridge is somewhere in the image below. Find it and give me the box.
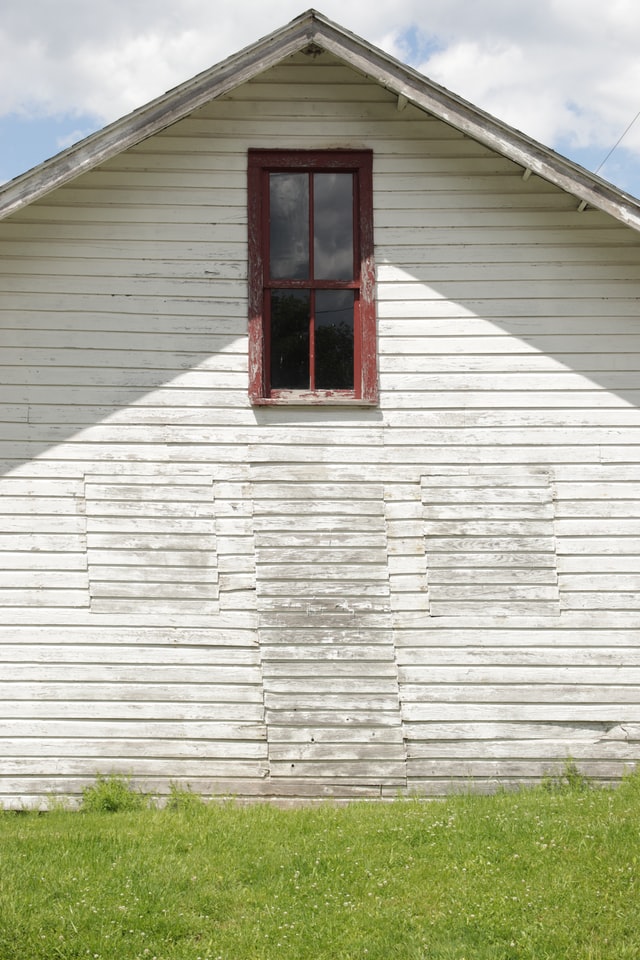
[1,9,640,230]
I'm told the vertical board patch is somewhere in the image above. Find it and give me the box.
[251,470,406,788]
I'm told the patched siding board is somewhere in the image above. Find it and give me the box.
[421,469,560,617]
[555,473,640,612]
[251,466,406,789]
[0,475,89,609]
[84,473,219,615]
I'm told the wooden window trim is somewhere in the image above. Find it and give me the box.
[248,149,377,405]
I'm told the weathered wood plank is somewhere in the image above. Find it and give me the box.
[263,661,398,679]
[425,537,557,553]
[401,703,640,722]
[267,725,405,743]
[406,740,639,760]
[255,563,388,581]
[427,569,557,585]
[86,550,217,567]
[0,758,267,777]
[400,665,640,683]
[88,582,218,600]
[428,601,561,616]
[560,575,640,590]
[2,700,265,720]
[0,572,89,588]
[1,739,267,760]
[397,646,640,666]
[0,682,263,701]
[0,589,88,607]
[257,581,390,598]
[2,720,266,739]
[0,645,259,665]
[395,626,640,645]
[401,683,640,703]
[561,592,640,610]
[268,743,405,762]
[402,721,621,740]
[425,521,555,537]
[427,585,560,601]
[2,662,261,683]
[268,759,406,780]
[0,516,86,533]
[87,566,217,584]
[428,553,557,568]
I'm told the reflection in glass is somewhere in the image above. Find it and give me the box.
[315,290,354,389]
[269,174,309,280]
[270,290,310,389]
[313,173,353,280]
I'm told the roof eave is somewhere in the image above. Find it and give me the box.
[2,8,640,231]
[309,16,640,231]
[0,11,321,220]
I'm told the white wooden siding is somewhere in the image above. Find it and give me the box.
[84,473,219,616]
[251,465,406,793]
[421,469,560,618]
[0,50,639,803]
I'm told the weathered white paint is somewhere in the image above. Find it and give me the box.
[84,473,219,616]
[421,469,560,618]
[252,469,405,788]
[0,46,639,805]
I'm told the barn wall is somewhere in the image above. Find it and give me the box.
[0,51,639,805]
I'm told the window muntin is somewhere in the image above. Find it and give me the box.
[248,150,377,404]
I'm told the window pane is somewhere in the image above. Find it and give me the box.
[313,173,353,280]
[315,290,354,389]
[270,290,310,389]
[269,173,309,279]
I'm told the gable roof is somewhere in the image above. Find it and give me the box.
[2,8,640,230]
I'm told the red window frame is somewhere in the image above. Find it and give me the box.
[248,149,377,404]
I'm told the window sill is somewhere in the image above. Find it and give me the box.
[251,390,378,407]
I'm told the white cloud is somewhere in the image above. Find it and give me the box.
[408,0,640,159]
[2,0,640,175]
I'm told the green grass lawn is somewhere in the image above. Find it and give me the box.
[1,771,639,960]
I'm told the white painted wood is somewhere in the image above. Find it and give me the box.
[0,47,639,803]
[251,468,406,784]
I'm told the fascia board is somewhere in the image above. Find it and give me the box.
[2,7,640,232]
[308,20,640,231]
[0,18,317,221]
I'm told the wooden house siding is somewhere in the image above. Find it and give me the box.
[0,50,639,805]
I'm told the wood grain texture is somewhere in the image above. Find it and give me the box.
[421,469,560,617]
[0,50,639,802]
[252,466,406,786]
[84,472,219,615]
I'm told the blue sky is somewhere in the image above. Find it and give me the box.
[0,112,101,184]
[1,1,640,198]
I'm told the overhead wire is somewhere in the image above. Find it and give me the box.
[594,106,640,174]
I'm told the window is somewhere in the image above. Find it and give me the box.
[248,150,377,404]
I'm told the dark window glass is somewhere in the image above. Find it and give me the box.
[313,173,353,280]
[248,149,376,403]
[269,173,309,280]
[315,290,354,389]
[270,290,310,389]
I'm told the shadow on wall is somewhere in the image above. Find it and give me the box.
[1,204,640,477]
